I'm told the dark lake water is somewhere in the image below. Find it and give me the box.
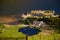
[18,27,41,36]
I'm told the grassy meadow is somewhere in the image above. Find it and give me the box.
[0,24,60,40]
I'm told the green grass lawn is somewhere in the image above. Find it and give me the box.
[0,25,60,40]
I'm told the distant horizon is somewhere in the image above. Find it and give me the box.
[0,10,60,16]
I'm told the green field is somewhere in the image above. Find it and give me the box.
[0,25,60,40]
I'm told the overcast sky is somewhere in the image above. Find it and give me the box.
[0,0,60,16]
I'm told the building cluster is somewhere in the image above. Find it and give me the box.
[22,10,59,19]
[0,10,59,25]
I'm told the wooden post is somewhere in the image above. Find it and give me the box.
[26,34,28,40]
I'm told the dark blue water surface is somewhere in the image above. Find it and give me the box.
[18,27,41,36]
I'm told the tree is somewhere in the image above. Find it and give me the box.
[0,22,4,33]
[58,15,60,18]
[26,17,37,24]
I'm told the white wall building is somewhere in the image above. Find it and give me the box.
[21,10,59,19]
[21,13,33,19]
[30,10,58,18]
